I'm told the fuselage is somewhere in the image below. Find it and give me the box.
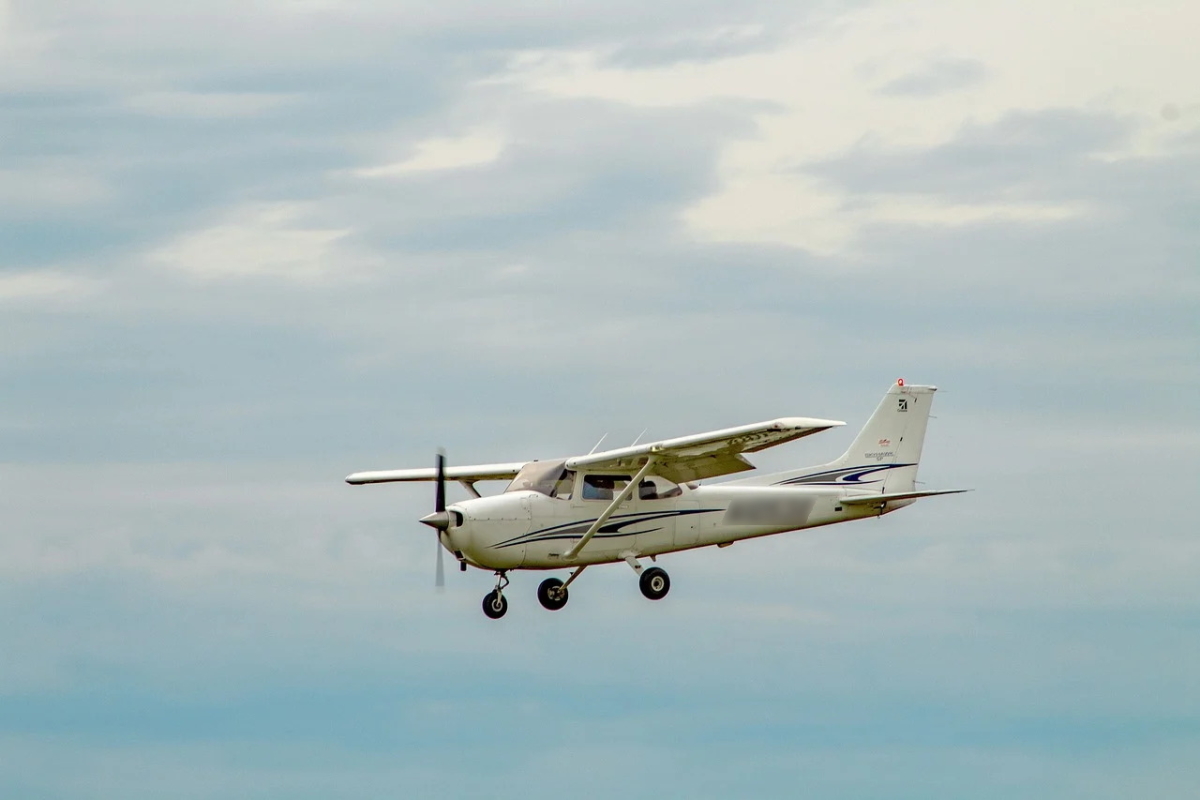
[439,480,907,571]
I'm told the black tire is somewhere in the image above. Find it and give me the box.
[537,577,569,611]
[639,567,670,600]
[482,590,508,619]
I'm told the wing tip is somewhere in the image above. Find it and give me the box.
[775,416,846,429]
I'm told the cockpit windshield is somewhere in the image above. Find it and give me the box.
[505,460,575,498]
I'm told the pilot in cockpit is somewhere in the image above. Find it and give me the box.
[582,475,616,500]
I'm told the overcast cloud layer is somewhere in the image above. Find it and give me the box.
[2,1,1199,798]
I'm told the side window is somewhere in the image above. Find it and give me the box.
[638,476,682,501]
[551,470,576,500]
[581,474,630,501]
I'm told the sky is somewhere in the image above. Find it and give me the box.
[1,1,1198,797]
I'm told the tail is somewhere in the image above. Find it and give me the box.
[756,380,937,492]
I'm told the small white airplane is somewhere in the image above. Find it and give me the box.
[346,380,965,618]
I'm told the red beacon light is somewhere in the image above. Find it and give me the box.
[897,378,905,387]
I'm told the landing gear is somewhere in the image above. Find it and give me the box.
[482,591,508,619]
[482,571,510,619]
[639,566,670,600]
[537,578,568,611]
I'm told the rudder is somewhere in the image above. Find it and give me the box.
[832,380,936,493]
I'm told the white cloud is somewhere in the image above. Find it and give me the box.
[0,270,97,303]
[686,185,1091,255]
[354,131,505,177]
[495,0,1200,253]
[149,204,351,282]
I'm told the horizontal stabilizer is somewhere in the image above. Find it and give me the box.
[840,489,969,506]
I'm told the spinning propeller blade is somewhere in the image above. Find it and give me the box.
[417,450,456,590]
[435,450,446,590]
[436,539,445,590]
[435,450,445,514]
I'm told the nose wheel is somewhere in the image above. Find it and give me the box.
[482,591,508,619]
[639,566,670,600]
[482,571,510,620]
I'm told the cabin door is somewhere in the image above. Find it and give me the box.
[674,500,701,548]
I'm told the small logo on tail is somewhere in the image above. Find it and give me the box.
[898,398,908,412]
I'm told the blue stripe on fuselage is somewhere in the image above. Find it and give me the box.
[493,507,718,549]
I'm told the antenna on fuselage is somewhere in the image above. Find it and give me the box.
[630,428,647,447]
[587,433,608,455]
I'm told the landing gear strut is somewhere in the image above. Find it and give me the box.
[639,566,670,600]
[482,571,509,619]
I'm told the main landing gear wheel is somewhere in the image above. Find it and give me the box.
[639,566,670,601]
[482,590,508,619]
[537,577,569,611]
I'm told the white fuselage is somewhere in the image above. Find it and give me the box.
[440,481,908,571]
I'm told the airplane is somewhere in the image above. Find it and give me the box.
[346,380,966,619]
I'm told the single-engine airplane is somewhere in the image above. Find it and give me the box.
[346,380,965,618]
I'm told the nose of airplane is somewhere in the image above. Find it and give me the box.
[441,507,470,552]
[419,510,450,530]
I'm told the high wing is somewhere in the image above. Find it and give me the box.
[346,462,528,485]
[566,417,844,484]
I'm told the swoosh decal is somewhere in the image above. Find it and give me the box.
[492,508,718,550]
[775,463,914,487]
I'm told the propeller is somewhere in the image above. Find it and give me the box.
[419,449,450,590]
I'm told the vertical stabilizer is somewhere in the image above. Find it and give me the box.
[830,381,936,493]
[750,380,937,493]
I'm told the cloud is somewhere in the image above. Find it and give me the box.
[489,2,1199,253]
[124,91,302,119]
[353,130,505,176]
[0,165,111,213]
[0,269,97,303]
[876,57,987,96]
[148,204,352,282]
[807,109,1136,197]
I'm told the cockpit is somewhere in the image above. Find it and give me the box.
[505,460,575,498]
[578,474,683,500]
[505,460,683,502]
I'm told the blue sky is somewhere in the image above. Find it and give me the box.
[2,1,1198,797]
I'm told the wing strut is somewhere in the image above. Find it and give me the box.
[564,458,656,560]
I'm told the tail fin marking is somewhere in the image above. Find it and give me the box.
[747,381,937,492]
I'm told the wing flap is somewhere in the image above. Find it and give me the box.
[345,462,528,485]
[656,453,755,483]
